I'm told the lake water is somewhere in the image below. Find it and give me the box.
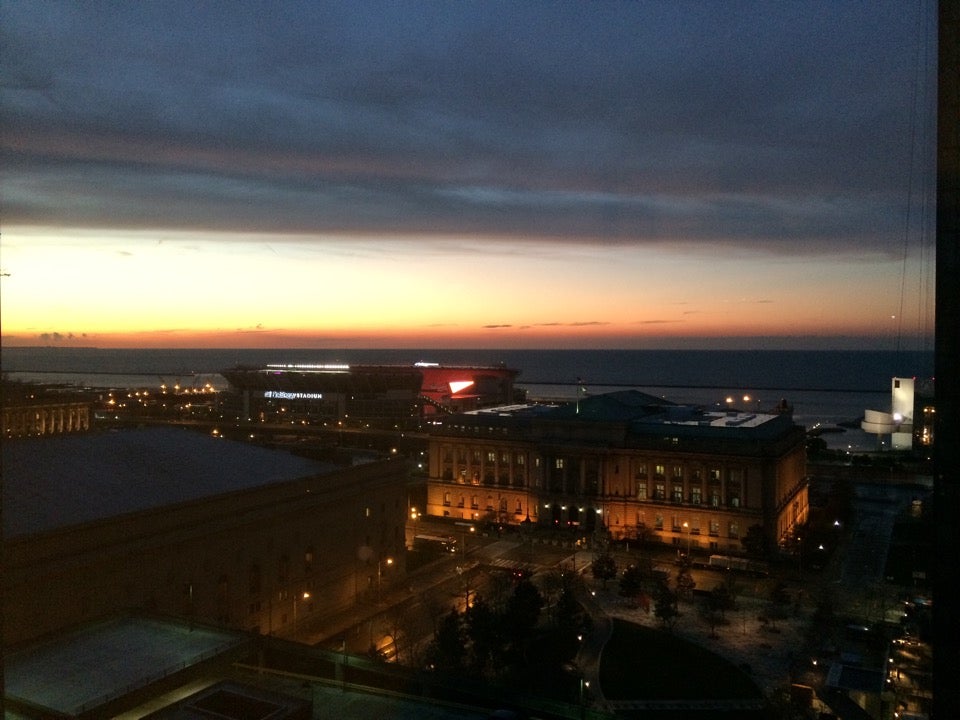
[2,346,932,452]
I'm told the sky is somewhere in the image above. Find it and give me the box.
[0,0,938,350]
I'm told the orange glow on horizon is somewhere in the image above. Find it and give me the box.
[0,319,911,351]
[0,226,926,351]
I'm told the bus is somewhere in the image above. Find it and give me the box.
[414,534,458,554]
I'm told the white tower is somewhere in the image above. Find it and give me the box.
[861,377,915,450]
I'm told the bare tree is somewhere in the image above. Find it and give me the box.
[592,551,617,589]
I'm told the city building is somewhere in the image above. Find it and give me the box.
[862,376,937,453]
[3,614,491,719]
[424,390,808,552]
[1,377,92,437]
[219,362,519,428]
[2,426,409,648]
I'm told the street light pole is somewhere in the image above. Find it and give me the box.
[409,507,419,549]
[377,557,393,604]
[293,591,310,637]
[461,524,475,557]
[797,535,803,582]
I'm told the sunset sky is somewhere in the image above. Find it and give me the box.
[0,1,937,350]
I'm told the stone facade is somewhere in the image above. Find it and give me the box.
[424,391,808,554]
[2,398,91,437]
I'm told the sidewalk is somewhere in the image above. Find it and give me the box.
[573,582,614,712]
[276,552,475,649]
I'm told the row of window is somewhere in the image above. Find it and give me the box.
[437,471,744,508]
[438,446,746,486]
[443,448,528,465]
[442,492,524,515]
[435,496,744,540]
[247,528,401,596]
[248,549,319,595]
[637,482,742,507]
[636,464,743,483]
[643,513,742,539]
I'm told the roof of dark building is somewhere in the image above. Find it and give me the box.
[2,426,335,538]
[4,615,493,720]
[453,390,794,433]
[4,616,246,717]
[547,389,674,421]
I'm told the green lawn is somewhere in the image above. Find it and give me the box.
[600,619,762,701]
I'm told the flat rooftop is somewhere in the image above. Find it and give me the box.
[451,390,793,436]
[3,616,501,720]
[2,426,334,538]
[4,616,245,717]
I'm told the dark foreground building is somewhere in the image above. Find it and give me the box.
[2,426,409,648]
[3,614,496,719]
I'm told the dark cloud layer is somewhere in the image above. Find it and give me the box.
[0,0,935,254]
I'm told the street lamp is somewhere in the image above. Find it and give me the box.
[796,535,803,581]
[377,557,393,603]
[682,521,691,555]
[293,591,310,636]
[461,524,475,557]
[409,507,420,550]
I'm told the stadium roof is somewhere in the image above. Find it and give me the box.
[2,426,334,538]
